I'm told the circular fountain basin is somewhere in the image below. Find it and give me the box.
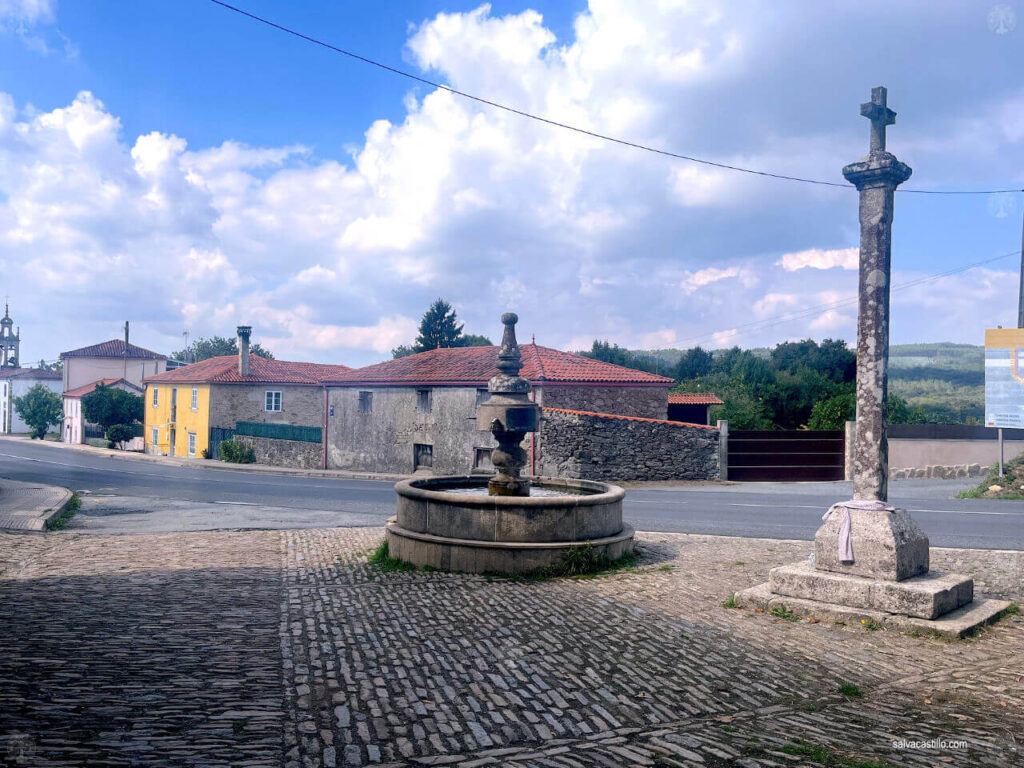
[386,475,634,574]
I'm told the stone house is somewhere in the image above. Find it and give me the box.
[322,344,680,475]
[61,339,167,392]
[142,328,350,462]
[62,378,144,445]
[0,368,63,434]
[667,392,724,425]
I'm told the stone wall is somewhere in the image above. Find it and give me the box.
[209,384,324,430]
[538,385,668,420]
[234,434,322,469]
[536,408,719,482]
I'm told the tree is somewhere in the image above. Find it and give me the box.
[106,424,136,450]
[391,300,493,358]
[675,347,713,381]
[172,336,274,363]
[13,384,62,439]
[808,389,928,430]
[37,359,63,374]
[81,385,144,432]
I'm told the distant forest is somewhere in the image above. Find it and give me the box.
[579,340,984,428]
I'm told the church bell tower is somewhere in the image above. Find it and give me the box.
[0,304,21,369]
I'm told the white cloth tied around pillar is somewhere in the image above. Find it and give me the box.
[822,500,896,564]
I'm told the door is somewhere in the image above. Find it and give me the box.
[169,428,176,456]
[170,388,178,423]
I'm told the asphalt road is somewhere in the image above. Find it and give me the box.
[1,438,1021,549]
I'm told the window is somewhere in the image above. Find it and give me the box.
[152,388,159,407]
[358,391,373,413]
[473,448,493,471]
[191,388,199,410]
[413,443,433,469]
[476,388,490,406]
[188,432,197,456]
[265,391,282,412]
[151,427,158,447]
[416,389,432,414]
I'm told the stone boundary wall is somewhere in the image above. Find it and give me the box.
[234,434,322,470]
[889,464,988,480]
[536,408,719,482]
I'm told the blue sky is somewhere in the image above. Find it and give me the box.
[2,1,1023,365]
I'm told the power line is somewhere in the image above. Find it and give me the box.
[673,249,1023,348]
[211,1,1023,196]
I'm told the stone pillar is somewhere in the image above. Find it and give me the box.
[843,420,856,481]
[717,419,729,481]
[842,87,912,501]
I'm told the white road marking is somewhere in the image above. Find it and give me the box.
[214,501,251,505]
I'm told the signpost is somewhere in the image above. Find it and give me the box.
[984,327,1024,475]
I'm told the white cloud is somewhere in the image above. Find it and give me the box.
[680,266,751,293]
[0,0,54,24]
[777,247,858,272]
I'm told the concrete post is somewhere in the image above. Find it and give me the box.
[844,420,856,481]
[717,419,729,481]
[842,87,912,501]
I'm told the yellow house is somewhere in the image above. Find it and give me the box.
[143,329,350,460]
[145,381,211,458]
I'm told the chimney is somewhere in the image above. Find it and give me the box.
[124,321,129,346]
[237,325,252,377]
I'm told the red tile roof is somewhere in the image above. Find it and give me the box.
[63,378,143,399]
[0,367,62,381]
[325,345,672,387]
[543,407,718,430]
[143,355,352,385]
[62,339,167,360]
[668,393,724,405]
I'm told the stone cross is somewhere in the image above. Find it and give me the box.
[842,87,913,501]
[860,86,896,154]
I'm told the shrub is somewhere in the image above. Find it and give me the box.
[218,439,256,463]
[13,384,63,439]
[106,424,135,450]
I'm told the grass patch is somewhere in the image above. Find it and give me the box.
[780,737,894,768]
[45,492,80,531]
[958,454,1024,499]
[770,604,799,622]
[529,543,641,580]
[1003,602,1021,618]
[367,541,417,573]
[773,693,820,712]
[721,595,738,609]
[838,682,863,698]
[860,617,884,632]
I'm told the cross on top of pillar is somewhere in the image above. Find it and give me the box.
[860,86,896,154]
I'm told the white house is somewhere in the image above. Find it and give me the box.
[61,338,167,392]
[62,378,144,445]
[0,368,64,434]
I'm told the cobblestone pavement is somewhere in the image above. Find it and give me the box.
[1,529,1021,767]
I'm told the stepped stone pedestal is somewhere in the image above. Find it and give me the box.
[734,502,1010,639]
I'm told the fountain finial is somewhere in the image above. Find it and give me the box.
[496,313,522,377]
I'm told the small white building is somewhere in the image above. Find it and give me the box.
[0,368,64,434]
[62,378,143,445]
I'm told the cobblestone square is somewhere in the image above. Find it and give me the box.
[1,528,1021,767]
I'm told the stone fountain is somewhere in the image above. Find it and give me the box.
[385,313,635,574]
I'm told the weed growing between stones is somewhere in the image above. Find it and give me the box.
[367,541,417,573]
[721,594,738,609]
[770,604,799,622]
[525,543,641,581]
[839,682,864,697]
[46,493,80,531]
[958,454,1024,499]
[860,618,884,632]
[780,737,894,768]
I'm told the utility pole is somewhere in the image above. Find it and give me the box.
[182,329,190,363]
[1018,192,1024,329]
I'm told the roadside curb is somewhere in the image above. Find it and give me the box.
[0,478,73,532]
[0,436,410,483]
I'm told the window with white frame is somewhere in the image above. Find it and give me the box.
[265,391,282,412]
[151,427,158,447]
[152,387,159,407]
[188,432,197,456]
[191,387,198,410]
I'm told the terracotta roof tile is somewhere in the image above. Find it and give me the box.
[543,407,718,430]
[63,378,143,398]
[0,367,62,381]
[668,393,724,405]
[143,355,352,385]
[326,345,672,387]
[61,340,167,360]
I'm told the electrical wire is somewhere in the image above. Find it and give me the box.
[211,1,1024,196]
